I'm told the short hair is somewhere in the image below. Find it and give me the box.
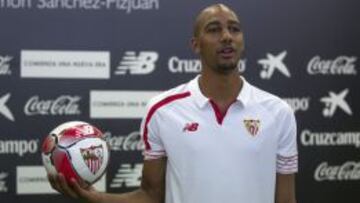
[193,4,238,37]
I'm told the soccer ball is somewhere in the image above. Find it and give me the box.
[41,121,110,187]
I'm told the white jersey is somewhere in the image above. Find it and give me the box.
[141,75,298,203]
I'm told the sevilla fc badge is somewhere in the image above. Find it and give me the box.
[80,145,104,174]
[243,119,260,136]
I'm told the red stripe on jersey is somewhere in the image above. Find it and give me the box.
[143,92,191,150]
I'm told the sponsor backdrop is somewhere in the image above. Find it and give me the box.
[0,0,359,202]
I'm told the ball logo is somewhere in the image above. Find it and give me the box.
[243,119,260,136]
[80,145,104,175]
[74,125,95,136]
[24,95,81,116]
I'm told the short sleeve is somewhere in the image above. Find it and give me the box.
[140,103,166,160]
[276,107,298,174]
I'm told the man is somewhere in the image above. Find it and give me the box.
[48,4,298,203]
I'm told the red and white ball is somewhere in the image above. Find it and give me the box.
[41,121,110,187]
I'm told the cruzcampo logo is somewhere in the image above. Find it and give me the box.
[243,119,260,136]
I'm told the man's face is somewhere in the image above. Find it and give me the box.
[192,7,244,74]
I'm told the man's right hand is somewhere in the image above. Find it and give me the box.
[47,158,166,203]
[48,173,103,203]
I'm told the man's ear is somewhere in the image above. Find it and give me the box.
[191,37,200,54]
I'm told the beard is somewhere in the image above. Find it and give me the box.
[213,61,238,75]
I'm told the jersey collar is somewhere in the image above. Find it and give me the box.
[189,75,252,109]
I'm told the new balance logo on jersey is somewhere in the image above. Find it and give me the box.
[115,51,158,75]
[0,172,8,192]
[183,122,199,132]
[320,89,352,117]
[110,164,142,188]
[0,93,15,121]
[258,51,291,79]
[0,55,12,75]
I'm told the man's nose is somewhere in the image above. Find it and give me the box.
[220,28,232,43]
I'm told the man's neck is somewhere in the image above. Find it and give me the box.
[198,69,243,105]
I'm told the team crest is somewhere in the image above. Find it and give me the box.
[243,119,260,136]
[80,145,104,174]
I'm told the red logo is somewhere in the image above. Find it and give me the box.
[183,122,199,132]
[80,144,104,174]
[243,119,260,136]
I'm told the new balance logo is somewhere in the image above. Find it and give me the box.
[115,51,158,75]
[0,93,15,121]
[183,122,199,132]
[320,89,352,117]
[110,164,142,188]
[0,55,12,75]
[258,51,291,79]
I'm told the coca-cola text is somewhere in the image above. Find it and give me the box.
[24,95,81,116]
[314,162,360,181]
[105,131,144,151]
[307,56,357,75]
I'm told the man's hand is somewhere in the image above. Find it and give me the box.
[46,158,167,203]
[48,173,102,203]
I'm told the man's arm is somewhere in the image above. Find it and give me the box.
[275,173,296,203]
[48,157,167,203]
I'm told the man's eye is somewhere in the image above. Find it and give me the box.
[207,27,221,33]
[229,26,241,32]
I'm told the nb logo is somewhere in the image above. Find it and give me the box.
[115,51,158,75]
[0,93,15,122]
[320,89,352,118]
[110,164,142,188]
[183,122,199,132]
[258,51,291,79]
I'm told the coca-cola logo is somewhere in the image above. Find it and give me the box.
[105,131,144,151]
[307,56,357,75]
[24,95,81,116]
[314,162,360,181]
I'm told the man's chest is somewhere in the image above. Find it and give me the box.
[157,105,279,158]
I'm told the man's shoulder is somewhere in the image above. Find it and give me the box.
[249,83,292,113]
[147,81,192,110]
